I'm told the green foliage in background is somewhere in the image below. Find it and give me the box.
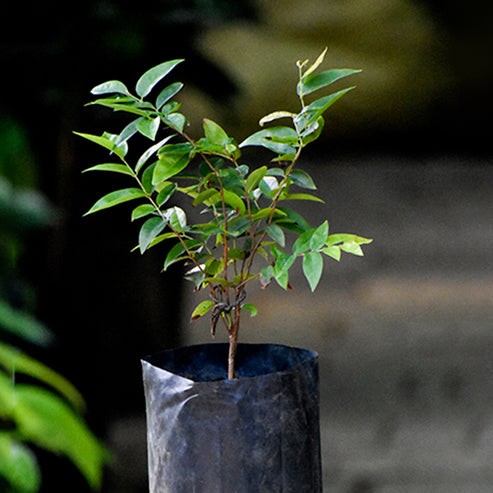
[78,49,371,379]
[0,343,108,492]
[0,124,108,491]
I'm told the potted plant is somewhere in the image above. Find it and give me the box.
[76,49,371,492]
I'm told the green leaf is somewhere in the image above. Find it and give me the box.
[245,165,267,192]
[289,169,316,190]
[239,127,298,154]
[191,300,214,320]
[211,189,246,215]
[0,301,53,347]
[153,144,192,184]
[205,258,223,276]
[185,270,206,290]
[82,163,133,175]
[272,246,296,290]
[259,111,296,126]
[84,188,146,215]
[310,220,329,250]
[252,207,275,222]
[266,224,285,247]
[163,242,186,270]
[295,87,354,131]
[301,116,325,145]
[298,68,361,96]
[141,163,157,193]
[321,245,341,261]
[161,101,181,115]
[199,158,223,177]
[138,217,168,253]
[0,434,40,493]
[156,82,184,109]
[74,132,127,159]
[325,234,372,257]
[137,116,160,140]
[293,221,328,255]
[292,230,311,255]
[104,131,129,157]
[272,152,296,162]
[0,342,85,411]
[265,168,285,177]
[275,207,310,232]
[279,193,324,203]
[202,277,232,289]
[227,216,251,237]
[89,99,151,117]
[237,164,249,177]
[164,113,187,132]
[115,117,142,146]
[136,59,184,98]
[165,206,187,231]
[156,182,177,206]
[260,265,274,284]
[0,371,13,413]
[91,80,130,96]
[203,118,230,146]
[228,248,246,260]
[193,188,217,207]
[326,234,373,246]
[302,251,323,291]
[302,47,328,78]
[13,386,108,490]
[154,153,190,185]
[88,95,134,105]
[131,204,155,221]
[242,303,258,317]
[273,269,290,290]
[136,135,175,173]
[218,168,244,189]
[340,240,364,256]
[147,231,178,249]
[259,176,279,197]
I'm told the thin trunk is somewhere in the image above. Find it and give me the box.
[228,331,238,380]
[227,306,241,379]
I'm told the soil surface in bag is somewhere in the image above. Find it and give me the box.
[142,343,322,493]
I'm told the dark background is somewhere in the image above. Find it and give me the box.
[1,1,492,491]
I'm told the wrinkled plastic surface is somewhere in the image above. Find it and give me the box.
[142,343,322,493]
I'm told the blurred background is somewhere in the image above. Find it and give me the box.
[1,0,492,491]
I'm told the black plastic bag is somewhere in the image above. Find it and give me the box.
[142,343,322,493]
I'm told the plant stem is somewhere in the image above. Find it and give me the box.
[243,144,303,280]
[227,301,241,379]
[228,331,238,380]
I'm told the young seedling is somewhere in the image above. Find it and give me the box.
[76,49,371,379]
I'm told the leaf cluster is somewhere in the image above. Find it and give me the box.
[77,50,371,338]
[0,343,109,492]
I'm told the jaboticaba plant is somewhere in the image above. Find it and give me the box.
[76,48,372,379]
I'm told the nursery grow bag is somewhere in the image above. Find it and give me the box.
[142,343,322,493]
